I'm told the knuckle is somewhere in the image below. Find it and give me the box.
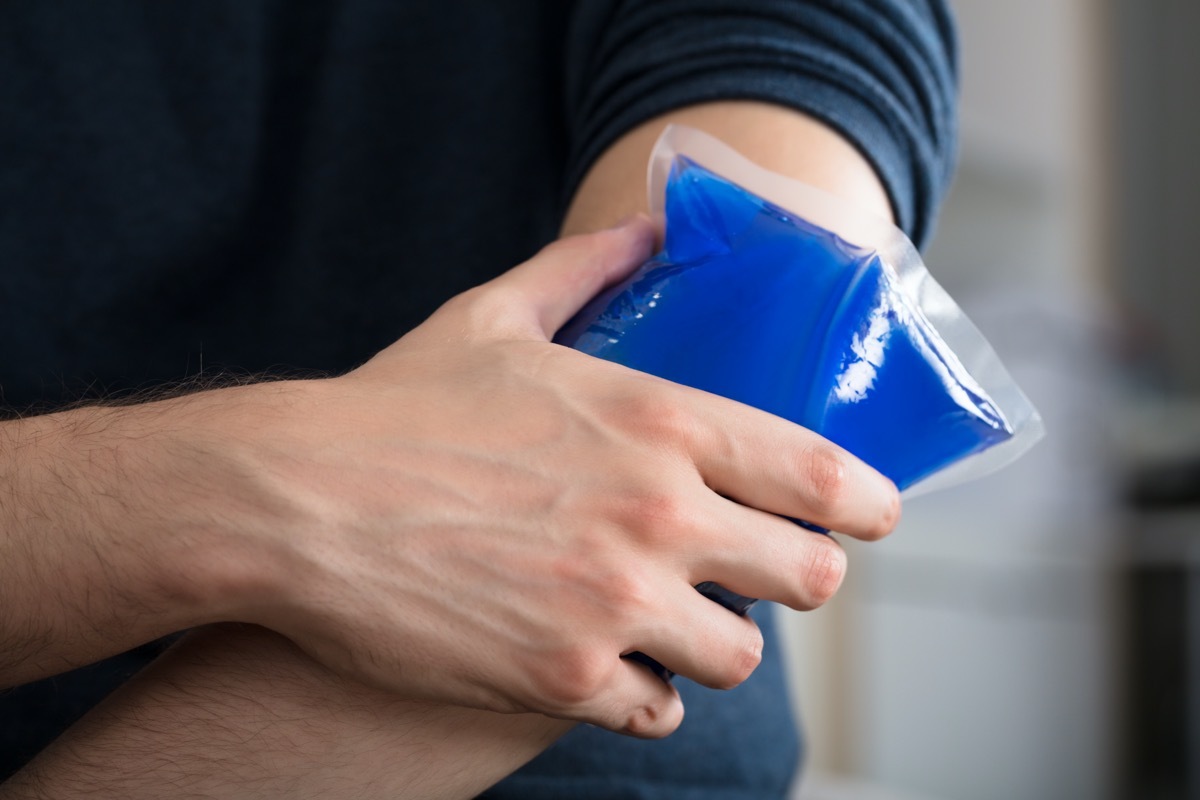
[800,443,849,516]
[436,285,478,315]
[614,488,699,550]
[537,646,613,711]
[427,288,476,332]
[599,567,656,622]
[618,389,697,451]
[646,398,694,444]
[801,540,847,608]
[627,488,690,530]
[439,284,517,337]
[467,286,524,330]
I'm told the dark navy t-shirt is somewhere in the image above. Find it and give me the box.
[0,2,957,795]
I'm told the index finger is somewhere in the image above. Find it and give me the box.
[656,383,901,540]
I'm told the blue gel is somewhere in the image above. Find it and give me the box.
[554,158,1013,676]
[557,157,1012,489]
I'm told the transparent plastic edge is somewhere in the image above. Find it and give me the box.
[647,124,1044,495]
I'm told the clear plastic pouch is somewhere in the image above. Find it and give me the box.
[554,125,1043,668]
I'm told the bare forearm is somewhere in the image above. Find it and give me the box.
[0,388,292,687]
[3,625,571,800]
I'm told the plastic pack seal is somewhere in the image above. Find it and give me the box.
[554,125,1044,671]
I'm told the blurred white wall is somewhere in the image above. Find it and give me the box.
[785,2,1123,798]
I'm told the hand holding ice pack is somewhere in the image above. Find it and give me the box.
[553,127,1042,665]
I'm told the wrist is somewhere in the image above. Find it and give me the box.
[13,382,320,639]
[115,381,327,632]
[44,399,247,633]
[0,401,245,682]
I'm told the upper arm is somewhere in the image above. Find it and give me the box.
[559,0,958,244]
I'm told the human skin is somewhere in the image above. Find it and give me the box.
[4,624,575,800]
[0,101,899,798]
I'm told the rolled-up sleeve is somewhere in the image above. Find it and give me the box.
[563,0,959,249]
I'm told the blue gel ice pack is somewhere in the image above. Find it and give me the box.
[554,154,1017,678]
[556,157,1013,492]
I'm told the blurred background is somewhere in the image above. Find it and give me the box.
[784,1,1200,798]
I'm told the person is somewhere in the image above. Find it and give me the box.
[0,2,957,797]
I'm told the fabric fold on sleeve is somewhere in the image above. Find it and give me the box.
[563,0,959,249]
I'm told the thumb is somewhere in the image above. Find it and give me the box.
[490,214,657,340]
